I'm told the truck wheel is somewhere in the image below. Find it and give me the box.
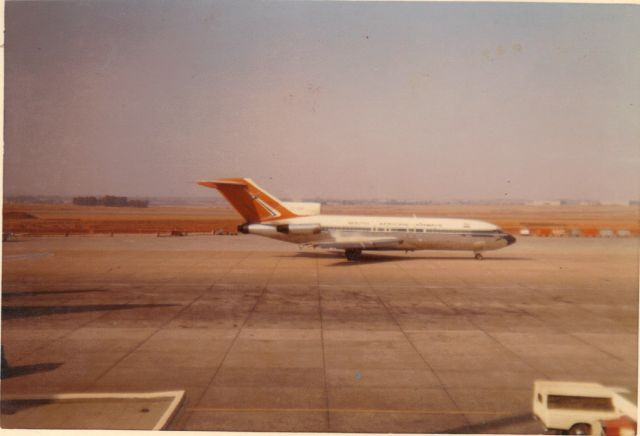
[568,423,591,435]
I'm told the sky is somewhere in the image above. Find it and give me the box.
[4,0,640,202]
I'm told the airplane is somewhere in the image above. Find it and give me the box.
[197,178,516,261]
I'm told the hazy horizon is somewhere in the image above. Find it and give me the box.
[4,1,639,202]
[4,193,637,206]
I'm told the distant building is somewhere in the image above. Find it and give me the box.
[601,201,631,206]
[527,200,562,206]
[579,200,601,206]
[535,228,552,237]
[599,229,615,238]
[73,196,99,206]
[72,196,148,208]
[583,228,599,237]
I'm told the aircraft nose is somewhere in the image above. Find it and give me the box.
[503,233,516,245]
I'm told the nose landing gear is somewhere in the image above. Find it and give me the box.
[474,252,484,260]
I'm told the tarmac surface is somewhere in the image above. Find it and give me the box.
[1,234,638,433]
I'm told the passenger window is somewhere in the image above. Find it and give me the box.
[547,395,614,411]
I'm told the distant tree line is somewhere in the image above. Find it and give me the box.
[72,196,149,208]
[4,195,66,204]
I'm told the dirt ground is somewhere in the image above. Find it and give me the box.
[3,203,638,236]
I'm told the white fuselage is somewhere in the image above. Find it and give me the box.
[245,214,514,252]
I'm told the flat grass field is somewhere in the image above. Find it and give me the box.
[2,202,639,236]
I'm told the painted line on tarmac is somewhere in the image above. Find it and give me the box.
[3,390,185,430]
[187,407,512,415]
[3,252,53,261]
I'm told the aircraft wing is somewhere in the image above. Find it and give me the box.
[309,236,403,250]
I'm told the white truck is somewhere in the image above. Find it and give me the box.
[533,381,637,435]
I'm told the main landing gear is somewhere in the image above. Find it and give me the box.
[474,252,484,260]
[345,248,363,261]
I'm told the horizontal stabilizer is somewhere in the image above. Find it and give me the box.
[197,180,247,189]
[282,202,321,216]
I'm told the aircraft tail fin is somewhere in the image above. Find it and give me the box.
[197,178,300,223]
